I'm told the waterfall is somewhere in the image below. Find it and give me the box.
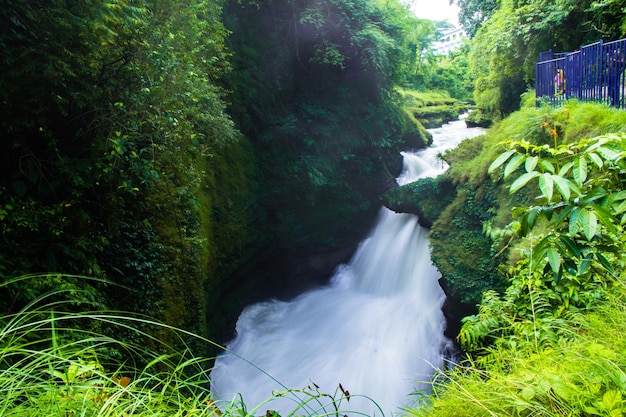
[211,119,486,416]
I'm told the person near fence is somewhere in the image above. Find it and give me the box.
[538,39,626,109]
[554,68,566,98]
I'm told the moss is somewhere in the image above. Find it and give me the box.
[381,176,456,228]
[429,181,506,304]
[104,135,262,348]
[443,134,489,187]
[465,108,493,127]
[400,109,433,147]
[411,105,458,127]
[197,138,262,337]
[400,89,466,130]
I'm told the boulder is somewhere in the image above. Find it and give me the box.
[381,175,456,228]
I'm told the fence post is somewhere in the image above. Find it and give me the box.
[535,62,539,106]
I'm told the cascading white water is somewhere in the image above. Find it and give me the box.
[211,119,486,416]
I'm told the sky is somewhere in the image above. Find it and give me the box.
[405,0,461,26]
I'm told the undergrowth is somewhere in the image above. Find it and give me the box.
[409,281,626,417]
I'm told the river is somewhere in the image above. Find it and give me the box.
[211,118,486,416]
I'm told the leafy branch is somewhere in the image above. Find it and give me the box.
[459,132,626,356]
[488,133,626,283]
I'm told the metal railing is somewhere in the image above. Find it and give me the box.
[535,39,626,108]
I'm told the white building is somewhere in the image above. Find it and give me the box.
[432,27,466,55]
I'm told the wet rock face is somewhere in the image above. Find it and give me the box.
[439,277,477,341]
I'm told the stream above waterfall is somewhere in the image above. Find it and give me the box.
[211,119,486,416]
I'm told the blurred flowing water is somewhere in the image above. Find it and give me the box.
[211,119,486,416]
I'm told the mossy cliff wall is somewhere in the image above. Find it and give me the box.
[217,0,434,302]
[0,2,262,346]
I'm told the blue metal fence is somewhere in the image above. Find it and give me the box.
[535,39,626,108]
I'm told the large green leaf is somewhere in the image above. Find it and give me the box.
[613,200,626,215]
[510,171,539,194]
[553,175,571,201]
[569,207,581,235]
[558,161,573,177]
[609,190,626,215]
[539,159,555,174]
[596,146,619,161]
[572,157,587,186]
[525,155,538,172]
[559,235,581,258]
[578,208,598,241]
[538,173,554,200]
[609,190,626,202]
[600,390,622,412]
[596,252,615,275]
[520,206,541,236]
[504,153,525,179]
[587,152,603,168]
[546,246,561,276]
[592,204,617,235]
[488,149,516,173]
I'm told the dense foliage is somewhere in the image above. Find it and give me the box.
[410,104,626,416]
[421,46,474,104]
[0,0,257,342]
[220,0,440,252]
[391,101,626,308]
[453,0,500,37]
[7,0,626,414]
[1,0,454,343]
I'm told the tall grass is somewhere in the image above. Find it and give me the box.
[0,274,372,417]
[0,278,217,416]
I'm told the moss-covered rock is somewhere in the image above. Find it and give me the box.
[381,176,456,228]
[400,108,434,147]
[400,89,469,129]
[465,108,494,128]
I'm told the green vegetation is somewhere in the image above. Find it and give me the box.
[412,100,626,306]
[411,290,626,416]
[382,175,456,228]
[220,0,443,250]
[0,275,219,416]
[409,112,626,416]
[2,0,453,342]
[453,0,499,38]
[0,0,258,344]
[0,275,369,416]
[1,0,466,406]
[409,45,474,105]
[4,0,626,414]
